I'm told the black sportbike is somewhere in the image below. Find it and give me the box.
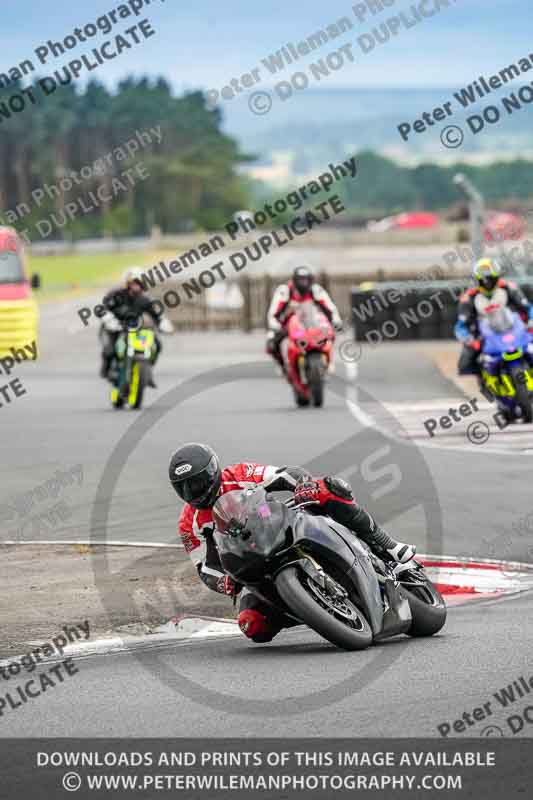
[213,487,446,650]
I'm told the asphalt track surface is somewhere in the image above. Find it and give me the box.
[2,295,533,737]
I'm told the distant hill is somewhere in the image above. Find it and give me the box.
[220,88,533,174]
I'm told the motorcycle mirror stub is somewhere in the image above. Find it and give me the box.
[226,518,248,538]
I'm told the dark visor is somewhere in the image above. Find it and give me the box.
[176,456,219,504]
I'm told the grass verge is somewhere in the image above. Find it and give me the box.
[28,249,179,300]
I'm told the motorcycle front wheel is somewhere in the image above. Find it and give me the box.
[306,351,324,407]
[275,565,372,650]
[128,361,150,410]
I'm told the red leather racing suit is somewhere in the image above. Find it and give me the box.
[267,280,342,332]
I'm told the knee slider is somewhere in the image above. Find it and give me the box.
[238,609,273,640]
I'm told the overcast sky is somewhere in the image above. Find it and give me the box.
[2,0,532,93]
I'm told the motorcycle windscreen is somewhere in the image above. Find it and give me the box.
[483,306,515,334]
[129,328,155,353]
[213,488,290,581]
[481,308,527,357]
[294,300,329,332]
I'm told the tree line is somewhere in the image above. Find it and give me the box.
[0,76,532,241]
[0,77,250,241]
[337,151,533,218]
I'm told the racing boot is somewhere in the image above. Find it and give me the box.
[100,355,111,379]
[382,538,417,564]
[351,512,416,564]
[267,331,287,377]
[271,346,286,377]
[149,341,161,387]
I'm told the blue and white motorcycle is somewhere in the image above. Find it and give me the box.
[479,305,533,424]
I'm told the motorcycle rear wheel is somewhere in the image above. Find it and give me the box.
[400,583,446,637]
[275,565,372,650]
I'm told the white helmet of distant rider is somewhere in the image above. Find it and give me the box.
[123,266,146,296]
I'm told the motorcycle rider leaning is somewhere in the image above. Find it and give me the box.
[266,266,343,372]
[169,443,416,643]
[100,267,164,384]
[455,257,533,376]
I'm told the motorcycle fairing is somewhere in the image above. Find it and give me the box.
[480,310,533,397]
[324,516,412,638]
[291,512,385,635]
[480,369,533,397]
[373,578,412,641]
[480,313,529,357]
[285,300,334,397]
[128,327,154,358]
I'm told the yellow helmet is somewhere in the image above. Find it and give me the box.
[473,258,501,294]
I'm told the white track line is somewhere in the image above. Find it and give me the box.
[0,540,184,548]
[344,365,533,457]
[0,627,241,671]
[3,555,531,667]
[421,552,533,572]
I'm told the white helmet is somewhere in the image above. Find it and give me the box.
[123,266,145,288]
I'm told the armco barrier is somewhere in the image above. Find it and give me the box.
[351,280,533,342]
[149,272,357,332]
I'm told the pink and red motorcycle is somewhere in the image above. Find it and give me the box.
[283,301,335,407]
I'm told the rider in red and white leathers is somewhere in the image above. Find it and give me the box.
[171,444,415,644]
[266,266,342,371]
